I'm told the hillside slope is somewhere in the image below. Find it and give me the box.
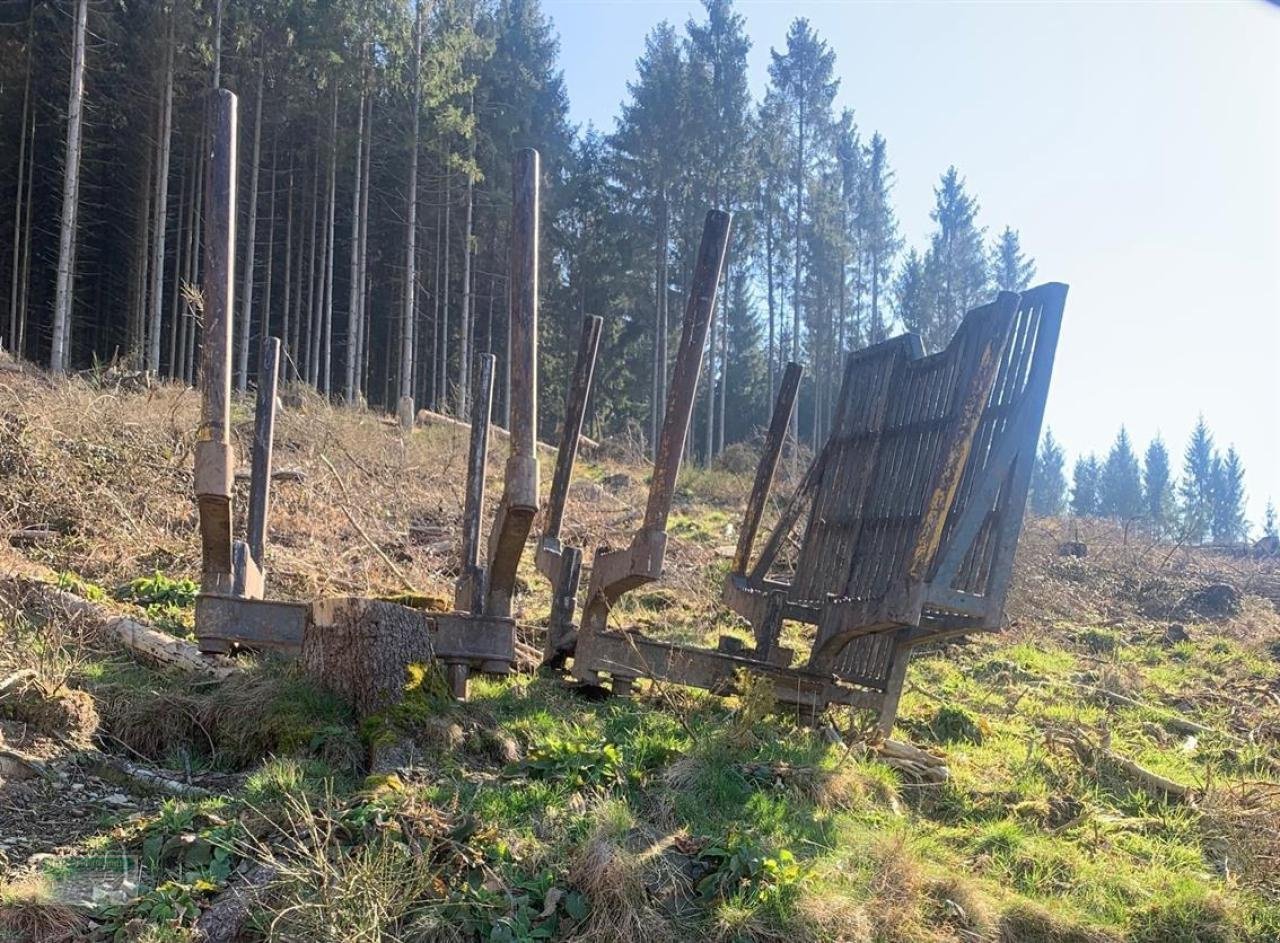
[1,368,1278,943]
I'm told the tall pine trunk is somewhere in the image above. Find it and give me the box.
[345,79,366,404]
[184,135,204,384]
[764,187,776,410]
[355,93,373,399]
[8,15,32,357]
[400,1,422,406]
[17,114,35,357]
[282,164,294,380]
[167,155,187,376]
[305,144,320,386]
[791,108,804,449]
[321,86,338,396]
[457,94,476,415]
[131,147,154,363]
[51,0,88,373]
[146,10,176,373]
[237,60,265,391]
[262,131,277,344]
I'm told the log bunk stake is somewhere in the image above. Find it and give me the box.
[190,129,551,712]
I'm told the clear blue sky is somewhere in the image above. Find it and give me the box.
[545,0,1279,529]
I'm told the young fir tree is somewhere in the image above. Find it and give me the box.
[1098,427,1145,520]
[1072,454,1101,517]
[991,226,1036,292]
[1210,446,1248,543]
[1180,415,1216,542]
[1029,428,1067,516]
[895,249,929,339]
[1142,436,1175,536]
[1264,500,1277,540]
[860,132,902,344]
[918,166,988,351]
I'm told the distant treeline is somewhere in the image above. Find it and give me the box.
[1,0,1037,464]
[1029,418,1272,544]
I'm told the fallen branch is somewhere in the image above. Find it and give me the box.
[0,744,52,781]
[69,746,211,798]
[415,406,599,453]
[1068,680,1232,740]
[1046,726,1192,801]
[873,738,950,784]
[0,555,235,678]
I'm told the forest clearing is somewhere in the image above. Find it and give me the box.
[1,352,1278,942]
[3,0,1278,940]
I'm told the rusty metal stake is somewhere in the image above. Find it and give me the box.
[539,315,603,663]
[456,353,496,614]
[485,148,541,618]
[578,209,732,638]
[195,89,238,596]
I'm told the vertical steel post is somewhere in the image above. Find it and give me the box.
[195,89,238,595]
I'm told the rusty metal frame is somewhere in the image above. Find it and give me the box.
[555,283,1064,736]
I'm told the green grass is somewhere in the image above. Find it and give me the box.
[10,589,1278,941]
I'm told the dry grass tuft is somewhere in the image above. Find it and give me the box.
[1199,783,1280,895]
[863,834,930,942]
[998,900,1120,943]
[243,791,439,942]
[927,873,996,936]
[568,801,674,943]
[0,876,91,943]
[791,891,874,942]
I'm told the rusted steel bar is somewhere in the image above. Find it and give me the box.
[195,89,238,595]
[545,315,602,542]
[246,336,281,571]
[577,210,732,637]
[485,148,541,618]
[733,361,802,576]
[538,315,602,664]
[644,209,731,532]
[457,353,496,614]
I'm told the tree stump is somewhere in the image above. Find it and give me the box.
[304,598,437,717]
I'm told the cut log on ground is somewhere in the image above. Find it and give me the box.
[414,406,599,453]
[0,551,236,678]
[1047,726,1191,801]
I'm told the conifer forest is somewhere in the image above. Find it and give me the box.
[0,0,1042,462]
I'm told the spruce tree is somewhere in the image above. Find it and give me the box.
[991,226,1035,292]
[1098,427,1144,520]
[766,18,838,446]
[1264,500,1277,540]
[1029,428,1067,516]
[1180,415,1216,542]
[860,132,902,343]
[895,249,929,339]
[1142,436,1175,535]
[1072,454,1101,517]
[1210,447,1247,543]
[920,166,988,350]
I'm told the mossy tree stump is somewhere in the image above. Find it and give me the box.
[304,598,439,717]
[303,597,516,717]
